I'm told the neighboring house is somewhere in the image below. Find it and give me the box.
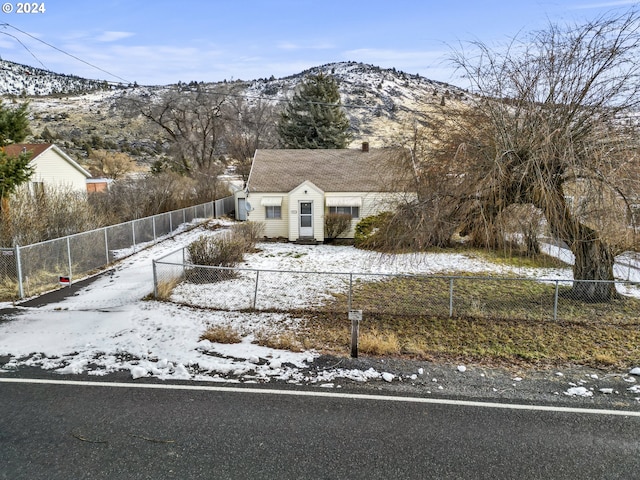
[238,143,409,242]
[3,143,91,194]
[86,177,113,193]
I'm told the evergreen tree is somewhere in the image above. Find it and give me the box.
[277,73,351,148]
[0,149,33,199]
[0,101,33,203]
[0,101,30,147]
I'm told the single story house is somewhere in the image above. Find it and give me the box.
[3,143,91,194]
[238,143,410,242]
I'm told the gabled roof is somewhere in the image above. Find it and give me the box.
[247,148,405,193]
[3,143,91,178]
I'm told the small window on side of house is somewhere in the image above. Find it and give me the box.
[265,205,281,219]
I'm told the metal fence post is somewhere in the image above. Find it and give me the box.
[553,280,560,321]
[15,245,24,299]
[132,221,137,252]
[152,216,157,243]
[152,259,158,298]
[349,309,362,358]
[67,237,73,280]
[104,227,110,263]
[253,270,260,309]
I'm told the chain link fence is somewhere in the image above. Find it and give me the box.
[0,196,235,300]
[153,247,640,324]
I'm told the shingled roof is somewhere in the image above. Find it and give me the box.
[247,148,403,193]
[3,143,51,158]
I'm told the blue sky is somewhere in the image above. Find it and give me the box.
[0,0,637,86]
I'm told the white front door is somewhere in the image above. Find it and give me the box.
[299,201,313,238]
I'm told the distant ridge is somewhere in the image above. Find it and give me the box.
[0,59,116,96]
[13,60,472,164]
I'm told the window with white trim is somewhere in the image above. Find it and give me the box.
[265,205,281,219]
[329,206,360,218]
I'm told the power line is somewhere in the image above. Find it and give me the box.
[0,23,132,84]
[0,30,47,70]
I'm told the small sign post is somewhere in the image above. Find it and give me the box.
[59,276,71,287]
[349,309,362,358]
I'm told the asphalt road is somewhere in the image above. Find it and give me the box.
[1,378,639,480]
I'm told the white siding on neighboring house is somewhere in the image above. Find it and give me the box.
[29,146,90,192]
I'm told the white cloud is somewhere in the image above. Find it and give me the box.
[96,31,135,42]
[277,41,335,51]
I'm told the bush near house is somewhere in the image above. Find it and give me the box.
[186,222,264,282]
[353,212,391,250]
[324,212,352,241]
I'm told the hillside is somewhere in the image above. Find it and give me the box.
[0,59,116,96]
[0,59,471,166]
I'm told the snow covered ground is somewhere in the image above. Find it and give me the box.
[1,220,640,400]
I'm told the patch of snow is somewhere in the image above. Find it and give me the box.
[564,387,593,397]
[381,372,394,382]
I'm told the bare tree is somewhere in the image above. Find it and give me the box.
[444,10,640,301]
[135,85,230,175]
[87,149,136,180]
[223,96,279,184]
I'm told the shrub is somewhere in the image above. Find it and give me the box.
[324,213,352,241]
[353,212,391,250]
[231,221,264,251]
[187,233,245,267]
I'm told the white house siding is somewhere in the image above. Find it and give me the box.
[246,193,290,239]
[326,191,405,238]
[30,148,88,192]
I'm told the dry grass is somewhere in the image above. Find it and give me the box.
[155,278,180,300]
[358,327,401,355]
[253,329,306,352]
[301,311,640,370]
[200,325,242,344]
[296,267,640,369]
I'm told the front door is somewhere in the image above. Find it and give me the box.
[299,201,313,238]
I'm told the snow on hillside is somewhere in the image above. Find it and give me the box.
[0,59,114,96]
[3,59,469,148]
[245,61,472,145]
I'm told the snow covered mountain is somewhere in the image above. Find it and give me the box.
[0,59,115,96]
[1,59,470,164]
